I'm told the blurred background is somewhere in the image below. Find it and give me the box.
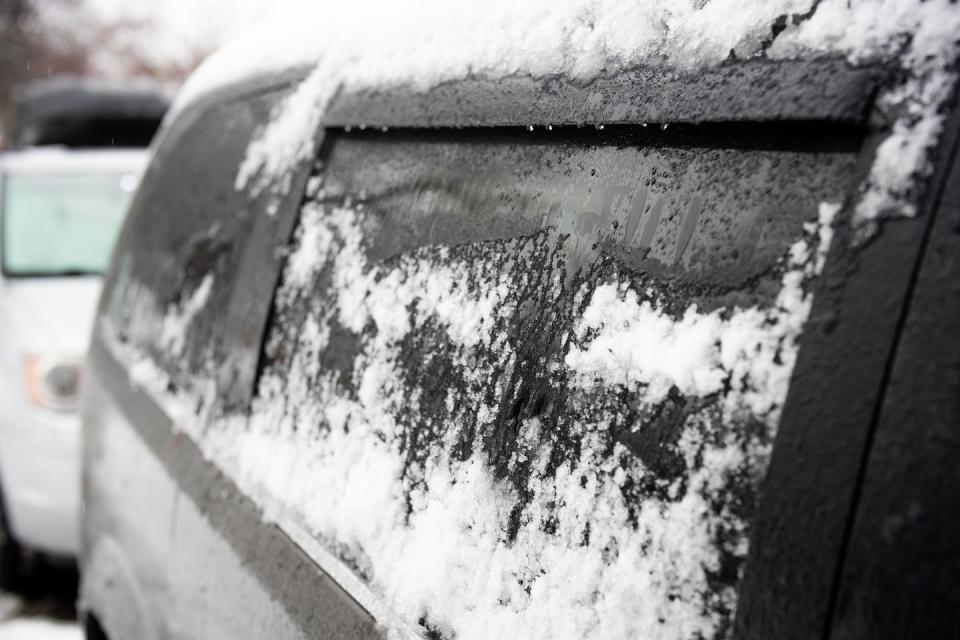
[0,0,311,147]
[0,2,306,637]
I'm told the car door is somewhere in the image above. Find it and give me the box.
[83,77,381,640]
[822,100,960,640]
[219,61,931,639]
[87,59,960,640]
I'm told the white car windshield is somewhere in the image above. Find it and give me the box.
[2,172,136,276]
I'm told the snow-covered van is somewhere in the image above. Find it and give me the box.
[0,147,147,584]
[81,3,960,640]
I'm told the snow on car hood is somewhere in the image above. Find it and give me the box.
[1,277,101,355]
[169,0,960,226]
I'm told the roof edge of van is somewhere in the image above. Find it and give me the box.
[323,58,888,129]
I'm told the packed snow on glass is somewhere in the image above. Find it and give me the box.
[171,0,960,226]
[103,193,839,639]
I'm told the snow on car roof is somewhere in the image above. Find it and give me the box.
[175,0,955,114]
[0,147,149,177]
[168,0,960,227]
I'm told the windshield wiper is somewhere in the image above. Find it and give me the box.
[3,268,102,278]
[54,268,102,277]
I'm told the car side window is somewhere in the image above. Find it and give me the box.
[100,87,306,416]
[245,124,864,634]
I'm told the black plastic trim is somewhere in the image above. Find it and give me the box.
[326,120,867,152]
[733,73,960,640]
[826,88,960,640]
[325,59,887,128]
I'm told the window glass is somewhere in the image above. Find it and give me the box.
[317,126,859,297]
[2,173,135,276]
[248,125,863,636]
[100,86,303,409]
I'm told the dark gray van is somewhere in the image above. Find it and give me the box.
[80,41,960,640]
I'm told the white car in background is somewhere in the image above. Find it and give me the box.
[0,147,146,586]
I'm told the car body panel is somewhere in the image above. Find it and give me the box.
[324,59,887,129]
[83,341,382,640]
[82,77,381,640]
[82,58,960,640]
[733,93,960,640]
[825,90,960,639]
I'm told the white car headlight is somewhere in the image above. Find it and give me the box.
[24,355,83,413]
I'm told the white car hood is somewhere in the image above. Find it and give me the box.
[0,277,102,356]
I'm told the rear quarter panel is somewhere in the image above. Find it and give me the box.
[82,341,382,640]
[80,76,382,640]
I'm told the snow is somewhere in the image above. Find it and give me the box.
[104,322,202,434]
[101,275,217,435]
[98,1,960,637]
[0,619,81,640]
[159,275,214,356]
[103,192,841,639]
[566,292,728,404]
[770,0,960,223]
[223,201,835,639]
[175,0,812,114]
[169,0,960,226]
[568,203,839,418]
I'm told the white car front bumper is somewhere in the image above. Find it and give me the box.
[0,405,80,557]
